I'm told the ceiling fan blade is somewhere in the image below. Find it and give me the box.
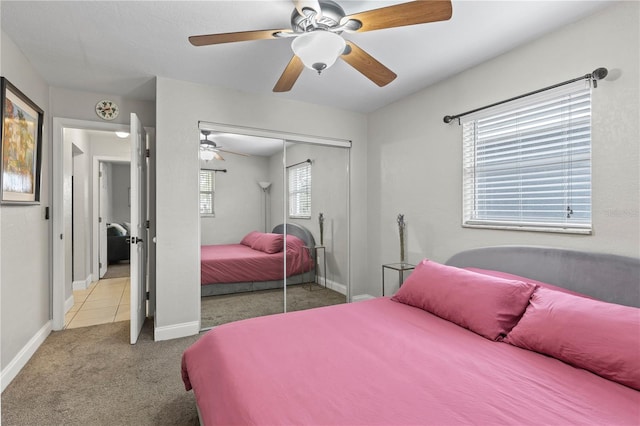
[273,55,305,92]
[341,41,397,87]
[189,29,293,46]
[213,152,225,161]
[294,0,322,17]
[217,148,250,157]
[343,0,452,33]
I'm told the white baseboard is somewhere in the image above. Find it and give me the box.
[154,321,200,341]
[65,294,75,314]
[352,294,376,302]
[318,278,346,295]
[1,321,52,392]
[72,274,92,291]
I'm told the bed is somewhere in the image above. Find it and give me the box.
[200,223,315,296]
[183,246,640,425]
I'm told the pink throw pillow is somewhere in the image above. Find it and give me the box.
[240,231,262,247]
[251,233,284,254]
[505,287,640,390]
[392,260,536,341]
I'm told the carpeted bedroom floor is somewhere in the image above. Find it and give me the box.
[1,320,201,426]
[201,283,346,329]
[2,286,346,425]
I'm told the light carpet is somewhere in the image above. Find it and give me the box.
[201,283,346,329]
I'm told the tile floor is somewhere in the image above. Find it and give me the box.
[65,277,130,329]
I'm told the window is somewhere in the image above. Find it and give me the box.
[288,162,311,218]
[462,82,592,234]
[199,169,215,216]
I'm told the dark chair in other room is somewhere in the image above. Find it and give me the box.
[107,223,130,264]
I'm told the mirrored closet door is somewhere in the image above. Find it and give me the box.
[198,124,351,330]
[199,128,285,330]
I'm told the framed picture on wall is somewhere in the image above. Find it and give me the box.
[0,77,44,204]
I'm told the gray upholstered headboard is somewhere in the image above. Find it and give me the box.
[446,246,640,308]
[272,223,316,249]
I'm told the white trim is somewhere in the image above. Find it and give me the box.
[154,321,200,341]
[64,294,75,314]
[72,274,92,291]
[1,321,52,392]
[199,121,352,148]
[352,294,376,302]
[321,278,346,295]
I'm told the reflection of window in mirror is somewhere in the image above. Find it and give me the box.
[288,162,311,219]
[200,169,215,217]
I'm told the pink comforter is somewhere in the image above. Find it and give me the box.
[182,298,639,425]
[200,241,312,285]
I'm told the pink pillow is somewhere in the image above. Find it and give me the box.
[505,287,640,390]
[465,268,592,299]
[240,231,261,247]
[392,260,536,341]
[251,233,284,254]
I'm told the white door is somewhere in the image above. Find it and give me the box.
[130,113,148,344]
[99,162,108,278]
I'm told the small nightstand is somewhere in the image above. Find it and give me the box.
[382,262,415,296]
[304,245,326,289]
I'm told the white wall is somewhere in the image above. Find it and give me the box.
[200,153,270,245]
[110,163,131,224]
[0,30,51,376]
[367,2,640,295]
[70,131,91,285]
[155,78,367,339]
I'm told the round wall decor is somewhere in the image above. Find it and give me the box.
[95,100,120,120]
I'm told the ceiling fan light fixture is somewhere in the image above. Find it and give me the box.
[200,148,215,162]
[291,31,346,73]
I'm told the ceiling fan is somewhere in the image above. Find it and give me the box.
[200,130,250,161]
[189,0,452,92]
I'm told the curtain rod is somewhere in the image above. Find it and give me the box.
[443,67,608,125]
[286,159,311,169]
[202,168,227,173]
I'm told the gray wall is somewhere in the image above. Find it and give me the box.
[155,78,368,338]
[0,31,51,371]
[71,131,91,284]
[367,2,640,294]
[109,163,131,225]
[199,152,270,245]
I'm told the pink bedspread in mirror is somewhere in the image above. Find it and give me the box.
[182,298,639,425]
[200,242,312,285]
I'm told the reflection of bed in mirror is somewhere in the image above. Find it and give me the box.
[200,223,316,296]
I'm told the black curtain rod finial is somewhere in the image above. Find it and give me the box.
[443,115,453,124]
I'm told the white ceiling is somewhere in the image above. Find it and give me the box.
[1,1,613,114]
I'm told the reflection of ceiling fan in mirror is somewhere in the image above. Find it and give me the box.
[200,130,250,161]
[189,0,452,92]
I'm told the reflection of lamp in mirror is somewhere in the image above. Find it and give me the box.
[258,181,272,232]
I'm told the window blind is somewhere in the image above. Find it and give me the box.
[199,170,215,216]
[288,162,311,218]
[462,82,592,233]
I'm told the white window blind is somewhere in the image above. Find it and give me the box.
[200,170,215,216]
[462,82,592,233]
[288,162,311,219]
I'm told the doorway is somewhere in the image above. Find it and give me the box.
[52,117,155,343]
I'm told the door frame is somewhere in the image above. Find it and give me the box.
[52,118,132,331]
